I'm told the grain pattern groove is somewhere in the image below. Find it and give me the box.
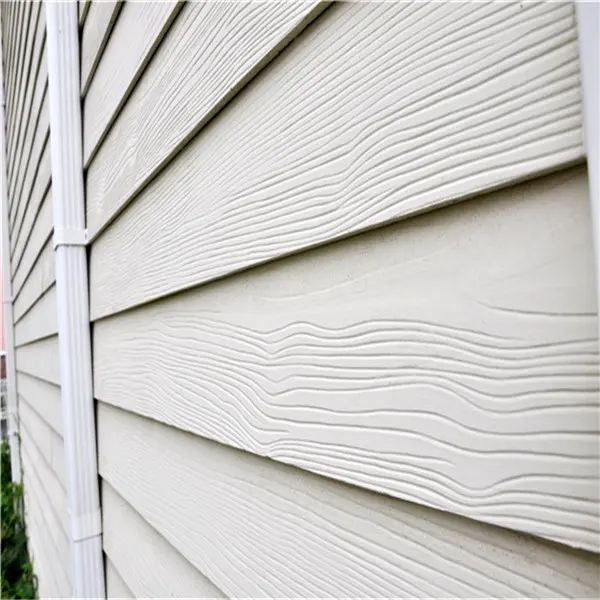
[105,558,133,599]
[80,0,122,95]
[99,403,600,598]
[16,371,62,436]
[94,168,599,550]
[83,0,182,164]
[13,237,55,323]
[89,2,584,318]
[86,0,327,238]
[11,185,52,297]
[15,335,60,386]
[102,480,225,599]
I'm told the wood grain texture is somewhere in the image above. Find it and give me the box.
[80,0,122,95]
[83,0,182,164]
[16,371,62,437]
[105,557,133,600]
[15,335,60,386]
[13,237,55,323]
[98,403,600,599]
[86,0,327,238]
[102,480,225,599]
[11,185,52,297]
[14,284,57,347]
[94,167,599,551]
[89,1,584,318]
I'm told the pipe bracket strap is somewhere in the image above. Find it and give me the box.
[71,509,102,542]
[54,228,88,250]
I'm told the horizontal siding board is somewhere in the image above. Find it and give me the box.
[99,403,600,598]
[89,1,584,319]
[22,483,65,600]
[7,19,46,215]
[102,481,225,598]
[5,0,41,182]
[13,237,55,323]
[9,98,49,242]
[8,51,47,229]
[86,0,327,237]
[105,557,133,599]
[11,185,52,297]
[83,0,182,163]
[80,0,122,95]
[17,371,62,436]
[14,284,57,347]
[21,429,69,538]
[20,397,65,487]
[94,167,599,550]
[21,441,71,597]
[16,335,60,386]
[79,0,91,27]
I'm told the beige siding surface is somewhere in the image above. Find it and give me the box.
[1,4,70,594]
[80,0,122,94]
[95,167,599,551]
[85,0,328,240]
[83,0,182,162]
[102,480,225,599]
[89,1,583,319]
[105,558,133,600]
[99,403,599,598]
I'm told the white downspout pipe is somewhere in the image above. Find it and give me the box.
[45,1,105,597]
[0,28,22,485]
[576,2,600,309]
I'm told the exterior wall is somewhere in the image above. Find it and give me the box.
[1,1,598,597]
[0,2,70,598]
[85,1,599,596]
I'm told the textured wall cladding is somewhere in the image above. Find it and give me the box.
[83,0,182,162]
[105,558,133,599]
[99,403,600,598]
[15,335,60,386]
[102,481,225,598]
[89,1,583,318]
[94,167,599,550]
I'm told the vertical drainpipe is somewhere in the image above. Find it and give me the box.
[576,2,600,310]
[45,1,105,597]
[0,28,22,485]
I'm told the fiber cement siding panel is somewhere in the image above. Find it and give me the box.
[83,1,182,163]
[98,403,600,598]
[94,167,599,551]
[85,0,328,239]
[80,0,122,94]
[105,558,133,600]
[17,373,62,437]
[14,284,57,347]
[102,481,225,599]
[89,1,584,319]
[16,335,60,386]
[13,237,55,323]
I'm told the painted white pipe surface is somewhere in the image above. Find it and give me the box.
[45,1,105,597]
